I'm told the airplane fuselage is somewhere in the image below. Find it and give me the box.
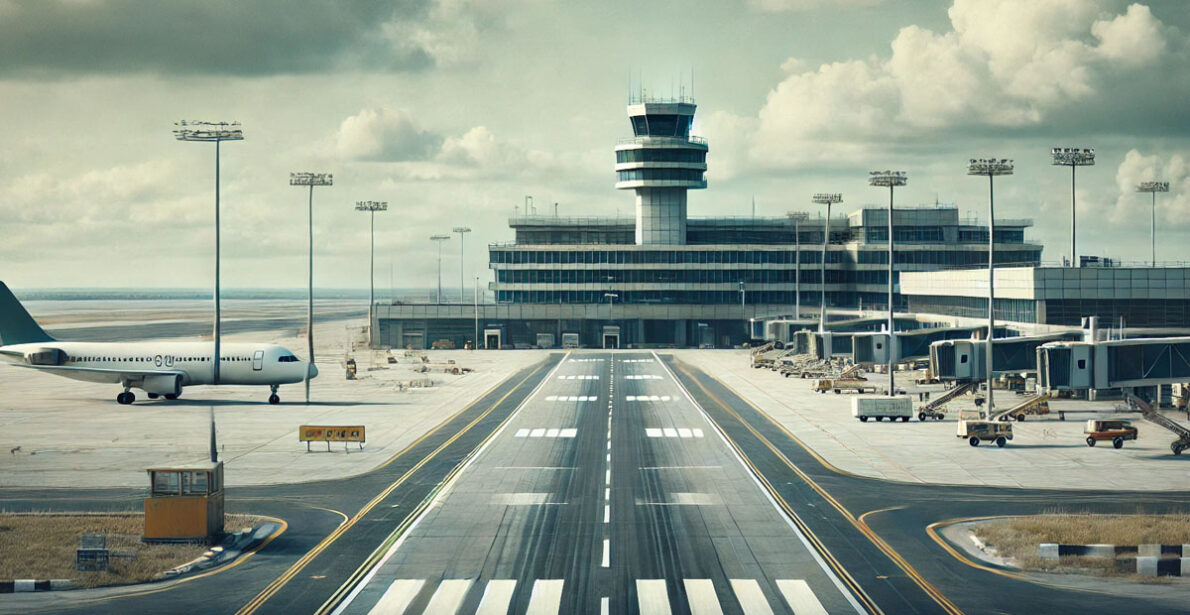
[0,341,313,387]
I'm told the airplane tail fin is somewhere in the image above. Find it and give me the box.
[0,282,54,345]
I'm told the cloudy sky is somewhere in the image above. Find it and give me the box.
[1,0,1188,292]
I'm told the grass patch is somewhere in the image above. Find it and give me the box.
[973,513,1190,578]
[0,513,264,588]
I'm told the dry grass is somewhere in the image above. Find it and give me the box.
[0,513,264,588]
[974,513,1190,577]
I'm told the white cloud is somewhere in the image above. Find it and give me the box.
[1112,149,1190,229]
[723,0,1173,170]
[1092,3,1166,65]
[336,108,441,162]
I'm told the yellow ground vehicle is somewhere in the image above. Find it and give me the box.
[814,377,875,394]
[957,420,1013,447]
[1083,419,1138,449]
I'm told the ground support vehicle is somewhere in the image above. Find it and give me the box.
[916,381,980,421]
[957,420,1014,447]
[852,396,912,422]
[816,377,875,394]
[1123,392,1190,455]
[1083,419,1138,449]
[992,393,1051,422]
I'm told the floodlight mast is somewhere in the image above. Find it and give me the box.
[173,121,243,386]
[1051,147,1095,267]
[811,193,842,333]
[453,226,472,302]
[968,158,1014,418]
[355,201,388,331]
[868,171,907,397]
[290,172,332,404]
[430,235,452,303]
[1137,181,1169,267]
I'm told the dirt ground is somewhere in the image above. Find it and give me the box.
[0,513,262,588]
[973,513,1190,576]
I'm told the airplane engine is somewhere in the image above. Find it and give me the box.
[25,347,67,366]
[142,373,182,396]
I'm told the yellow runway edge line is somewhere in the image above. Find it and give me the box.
[675,361,965,615]
[235,361,548,615]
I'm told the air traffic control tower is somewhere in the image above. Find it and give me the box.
[614,96,708,244]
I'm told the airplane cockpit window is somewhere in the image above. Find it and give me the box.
[278,355,299,362]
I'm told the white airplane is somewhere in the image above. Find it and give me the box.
[0,282,317,405]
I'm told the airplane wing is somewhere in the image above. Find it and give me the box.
[10,363,187,385]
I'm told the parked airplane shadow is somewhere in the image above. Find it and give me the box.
[134,399,394,407]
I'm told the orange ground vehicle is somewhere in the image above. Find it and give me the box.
[1084,419,1138,449]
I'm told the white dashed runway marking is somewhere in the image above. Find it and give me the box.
[514,428,578,438]
[624,395,672,402]
[645,428,704,438]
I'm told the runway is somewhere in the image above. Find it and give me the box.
[4,351,1189,615]
[335,352,860,614]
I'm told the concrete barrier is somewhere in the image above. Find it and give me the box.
[1039,543,1059,560]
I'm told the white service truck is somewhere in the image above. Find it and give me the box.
[851,396,914,422]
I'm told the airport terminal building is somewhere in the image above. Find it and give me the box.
[373,97,1042,349]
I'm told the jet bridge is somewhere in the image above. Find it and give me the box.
[1039,336,1190,391]
[852,325,988,365]
[930,332,1083,382]
[792,330,853,360]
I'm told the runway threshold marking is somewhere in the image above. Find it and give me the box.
[671,358,964,615]
[321,353,571,615]
[235,359,551,615]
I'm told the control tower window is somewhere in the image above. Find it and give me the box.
[630,115,692,138]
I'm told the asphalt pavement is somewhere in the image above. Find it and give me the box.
[3,350,1189,615]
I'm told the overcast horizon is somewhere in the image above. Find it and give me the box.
[2,0,1188,290]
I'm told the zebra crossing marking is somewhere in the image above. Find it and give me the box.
[422,578,471,614]
[636,579,671,615]
[366,579,424,614]
[361,577,829,615]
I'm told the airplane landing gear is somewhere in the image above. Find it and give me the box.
[147,393,159,399]
[164,393,179,400]
[268,385,280,405]
[117,391,135,405]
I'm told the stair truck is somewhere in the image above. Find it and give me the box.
[1122,392,1190,455]
[916,381,980,421]
[991,393,1051,422]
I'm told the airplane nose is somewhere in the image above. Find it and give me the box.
[308,363,319,378]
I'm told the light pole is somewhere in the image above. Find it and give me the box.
[868,171,907,396]
[787,212,808,320]
[290,172,332,404]
[1137,181,1170,267]
[969,158,1014,417]
[453,226,471,302]
[430,235,451,303]
[811,194,841,333]
[1051,147,1095,267]
[173,120,243,385]
[474,274,480,350]
[355,201,388,332]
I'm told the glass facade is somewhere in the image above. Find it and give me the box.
[617,168,705,183]
[631,114,692,138]
[616,149,706,164]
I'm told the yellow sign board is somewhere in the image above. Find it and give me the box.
[299,425,366,443]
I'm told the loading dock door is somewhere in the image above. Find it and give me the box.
[484,328,502,350]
